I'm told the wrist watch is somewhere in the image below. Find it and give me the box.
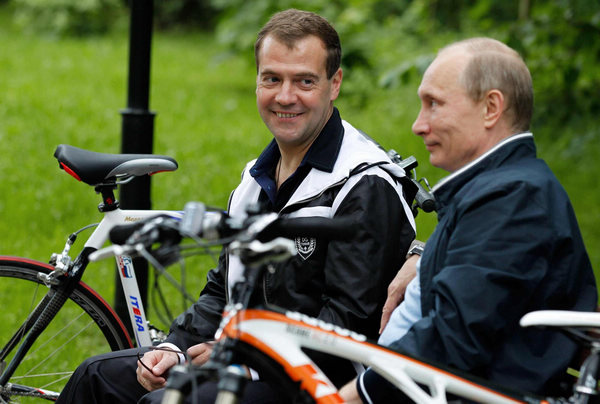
[406,240,425,260]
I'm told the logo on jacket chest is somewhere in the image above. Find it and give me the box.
[295,237,317,260]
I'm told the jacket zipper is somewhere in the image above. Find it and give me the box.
[260,177,351,305]
[228,162,388,304]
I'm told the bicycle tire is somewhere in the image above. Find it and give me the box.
[216,340,316,404]
[0,256,133,402]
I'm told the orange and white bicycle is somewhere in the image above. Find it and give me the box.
[94,202,600,404]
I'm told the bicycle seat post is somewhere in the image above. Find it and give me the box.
[95,185,120,212]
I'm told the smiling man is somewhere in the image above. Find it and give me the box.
[56,9,417,404]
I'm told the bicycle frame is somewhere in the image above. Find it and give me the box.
[82,208,183,347]
[0,144,189,400]
[197,226,543,404]
[215,305,545,404]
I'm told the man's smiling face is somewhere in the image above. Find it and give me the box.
[256,34,342,151]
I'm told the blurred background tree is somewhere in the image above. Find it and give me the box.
[9,0,600,137]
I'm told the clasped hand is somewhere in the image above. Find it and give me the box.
[136,342,215,391]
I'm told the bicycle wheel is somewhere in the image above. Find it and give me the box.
[0,256,133,402]
[216,340,317,404]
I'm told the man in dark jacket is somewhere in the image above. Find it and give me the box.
[341,37,598,402]
[56,9,416,404]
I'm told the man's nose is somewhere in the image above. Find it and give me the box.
[412,109,429,136]
[275,81,297,105]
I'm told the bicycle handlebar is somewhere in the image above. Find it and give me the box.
[412,178,436,213]
[257,216,358,241]
[91,203,358,263]
[177,202,358,242]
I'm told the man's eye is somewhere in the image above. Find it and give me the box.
[299,79,315,88]
[263,77,278,84]
[429,99,439,108]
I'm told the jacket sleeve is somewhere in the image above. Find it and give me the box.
[165,248,227,349]
[394,181,557,368]
[317,172,415,338]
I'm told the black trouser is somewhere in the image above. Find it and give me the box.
[56,348,282,404]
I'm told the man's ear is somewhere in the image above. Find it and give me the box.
[330,68,343,101]
[483,89,504,129]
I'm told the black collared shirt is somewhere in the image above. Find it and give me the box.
[249,107,344,212]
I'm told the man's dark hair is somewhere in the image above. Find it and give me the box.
[254,9,341,79]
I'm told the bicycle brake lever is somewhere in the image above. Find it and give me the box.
[89,244,135,261]
[230,238,296,267]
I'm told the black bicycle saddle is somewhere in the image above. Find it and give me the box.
[54,144,178,186]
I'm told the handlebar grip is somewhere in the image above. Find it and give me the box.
[258,216,358,242]
[411,178,436,213]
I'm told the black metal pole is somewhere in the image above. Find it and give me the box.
[114,0,155,336]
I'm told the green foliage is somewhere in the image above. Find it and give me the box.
[9,0,220,36]
[207,1,600,137]
[153,0,218,30]
[508,1,600,131]
[12,0,125,36]
[209,0,341,57]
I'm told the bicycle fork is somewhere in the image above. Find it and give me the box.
[572,346,600,404]
[0,251,89,388]
[214,365,248,404]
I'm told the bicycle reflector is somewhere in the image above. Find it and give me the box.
[59,162,82,182]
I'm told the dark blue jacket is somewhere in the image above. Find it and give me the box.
[360,133,597,401]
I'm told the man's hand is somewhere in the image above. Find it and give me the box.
[187,342,215,366]
[379,254,419,334]
[136,349,179,392]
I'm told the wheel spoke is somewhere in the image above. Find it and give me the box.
[0,260,131,402]
[24,320,94,378]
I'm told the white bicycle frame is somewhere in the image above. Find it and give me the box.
[83,208,183,347]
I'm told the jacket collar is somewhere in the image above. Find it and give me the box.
[248,108,344,205]
[432,132,535,207]
[244,107,402,209]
